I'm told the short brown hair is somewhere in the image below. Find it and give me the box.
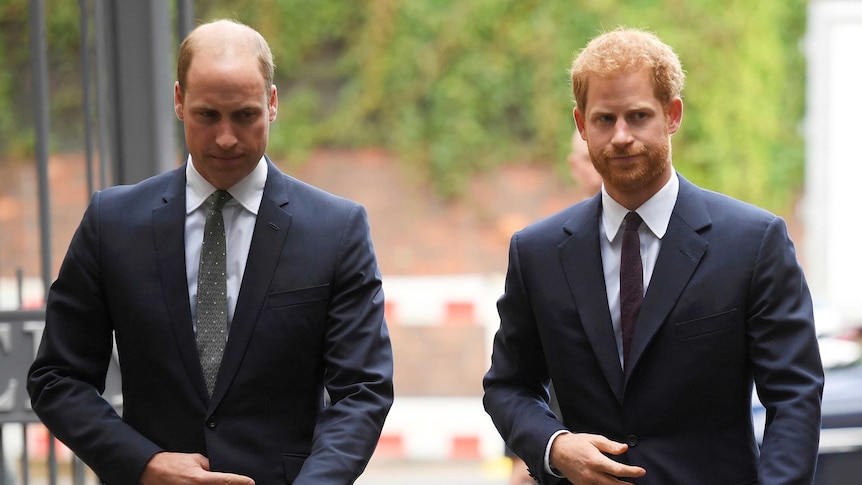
[176,19,275,95]
[570,28,684,111]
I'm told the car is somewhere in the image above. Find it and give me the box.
[752,335,862,483]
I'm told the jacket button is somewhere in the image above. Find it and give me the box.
[626,434,639,447]
[206,418,217,429]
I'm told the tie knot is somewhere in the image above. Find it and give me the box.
[624,211,642,231]
[207,190,232,212]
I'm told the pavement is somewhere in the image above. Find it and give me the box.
[12,457,514,485]
[356,458,512,485]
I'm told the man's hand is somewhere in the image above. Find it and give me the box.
[140,452,255,485]
[549,433,646,484]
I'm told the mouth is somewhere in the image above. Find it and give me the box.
[212,155,243,163]
[605,148,646,161]
[609,153,641,163]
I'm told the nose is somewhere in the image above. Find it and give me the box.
[611,119,634,146]
[215,120,238,150]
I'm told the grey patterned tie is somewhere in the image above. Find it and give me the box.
[196,190,232,396]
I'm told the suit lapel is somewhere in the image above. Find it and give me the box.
[209,160,293,408]
[152,166,210,402]
[559,196,626,403]
[624,176,710,381]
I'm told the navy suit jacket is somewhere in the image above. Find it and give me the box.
[28,159,394,484]
[483,175,823,485]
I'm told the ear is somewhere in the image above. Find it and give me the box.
[666,97,683,135]
[174,82,184,120]
[268,85,278,122]
[574,107,586,139]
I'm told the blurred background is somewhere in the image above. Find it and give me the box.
[1,0,860,483]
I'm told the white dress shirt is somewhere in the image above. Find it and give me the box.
[545,171,680,475]
[185,156,267,332]
[600,171,679,368]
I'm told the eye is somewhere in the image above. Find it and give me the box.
[234,110,258,123]
[629,111,649,122]
[196,110,218,121]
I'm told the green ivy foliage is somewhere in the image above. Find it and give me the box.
[0,0,808,212]
[200,0,808,210]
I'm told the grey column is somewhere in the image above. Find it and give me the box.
[97,0,176,185]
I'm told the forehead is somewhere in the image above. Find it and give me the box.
[584,69,661,112]
[184,52,267,104]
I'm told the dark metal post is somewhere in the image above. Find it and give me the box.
[99,0,176,185]
[1,425,5,485]
[28,0,52,298]
[175,0,195,157]
[93,0,112,190]
[79,0,96,197]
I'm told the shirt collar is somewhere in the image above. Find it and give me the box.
[185,156,267,215]
[601,170,679,242]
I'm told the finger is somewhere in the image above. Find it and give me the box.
[205,471,255,485]
[590,435,628,455]
[607,462,647,479]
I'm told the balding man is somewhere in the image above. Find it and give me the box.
[28,19,393,484]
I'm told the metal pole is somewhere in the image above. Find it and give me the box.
[21,425,30,485]
[29,0,53,300]
[1,425,6,485]
[176,0,195,158]
[72,455,86,485]
[108,0,176,184]
[177,0,194,41]
[80,0,96,197]
[47,438,57,485]
[93,0,112,190]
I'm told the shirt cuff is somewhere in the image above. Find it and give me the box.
[544,430,570,477]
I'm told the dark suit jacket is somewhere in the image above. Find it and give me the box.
[28,159,394,484]
[483,175,823,485]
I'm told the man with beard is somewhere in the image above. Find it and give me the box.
[483,28,823,485]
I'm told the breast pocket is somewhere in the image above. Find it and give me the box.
[268,284,331,309]
[674,308,738,341]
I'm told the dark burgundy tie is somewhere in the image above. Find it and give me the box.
[620,211,643,370]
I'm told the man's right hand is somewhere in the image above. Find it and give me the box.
[549,432,646,484]
[140,452,256,485]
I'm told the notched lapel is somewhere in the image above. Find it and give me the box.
[559,200,625,403]
[209,171,293,408]
[152,170,210,402]
[625,178,710,380]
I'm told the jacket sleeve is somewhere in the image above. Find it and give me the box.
[483,232,568,484]
[293,204,394,484]
[27,192,161,484]
[749,215,824,484]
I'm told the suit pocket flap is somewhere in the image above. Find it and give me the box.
[675,308,737,340]
[268,284,331,309]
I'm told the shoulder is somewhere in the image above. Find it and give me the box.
[82,168,181,225]
[698,187,783,231]
[96,167,180,204]
[677,175,782,234]
[266,165,367,227]
[283,173,359,211]
[265,161,357,208]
